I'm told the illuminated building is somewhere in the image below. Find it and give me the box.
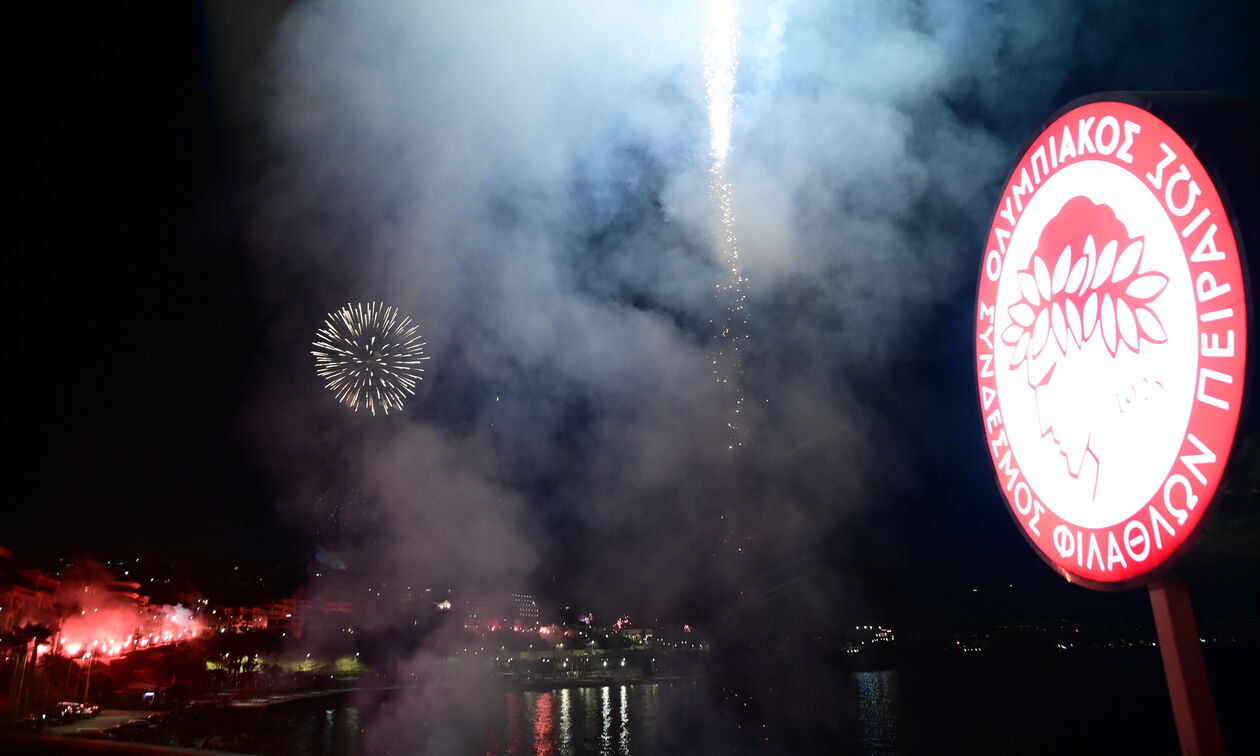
[208,605,269,633]
[622,628,654,644]
[848,624,896,645]
[512,593,539,629]
[97,580,146,606]
[0,546,60,631]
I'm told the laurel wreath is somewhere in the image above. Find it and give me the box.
[1001,234,1169,368]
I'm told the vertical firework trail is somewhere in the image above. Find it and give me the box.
[703,0,749,451]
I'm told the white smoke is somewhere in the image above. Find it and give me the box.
[235,0,1150,746]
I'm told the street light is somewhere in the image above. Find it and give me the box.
[83,655,94,701]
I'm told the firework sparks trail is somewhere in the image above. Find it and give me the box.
[311,302,430,416]
[703,0,749,450]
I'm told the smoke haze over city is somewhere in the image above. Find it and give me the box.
[8,1,1259,753]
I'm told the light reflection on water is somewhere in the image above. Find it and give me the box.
[279,705,361,756]
[499,684,649,756]
[619,684,630,753]
[854,670,904,756]
[495,676,905,755]
[599,686,612,753]
[244,657,1224,755]
[533,690,555,756]
[558,688,573,753]
[281,677,908,755]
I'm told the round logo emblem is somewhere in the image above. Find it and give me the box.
[976,100,1248,588]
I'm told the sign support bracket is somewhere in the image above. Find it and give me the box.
[1148,578,1225,756]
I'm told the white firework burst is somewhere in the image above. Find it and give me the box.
[311,302,430,416]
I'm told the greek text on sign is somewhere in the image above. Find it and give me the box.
[975,101,1248,588]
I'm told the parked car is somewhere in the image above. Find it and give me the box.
[42,703,78,724]
[57,701,98,719]
[117,719,161,741]
[10,715,47,732]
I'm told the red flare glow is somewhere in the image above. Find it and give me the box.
[57,602,204,660]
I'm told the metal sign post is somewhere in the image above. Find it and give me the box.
[1148,580,1225,756]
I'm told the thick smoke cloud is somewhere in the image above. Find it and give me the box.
[236,0,1254,748]
[251,0,1051,587]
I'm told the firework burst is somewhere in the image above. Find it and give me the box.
[311,302,430,416]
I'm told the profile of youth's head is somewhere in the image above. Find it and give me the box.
[1001,196,1169,496]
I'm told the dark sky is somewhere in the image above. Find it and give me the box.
[11,4,287,559]
[10,1,1259,633]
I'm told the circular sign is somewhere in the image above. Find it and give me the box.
[976,99,1248,589]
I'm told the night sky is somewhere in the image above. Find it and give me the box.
[10,1,1260,637]
[12,5,286,557]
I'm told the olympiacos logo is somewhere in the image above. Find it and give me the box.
[976,100,1248,588]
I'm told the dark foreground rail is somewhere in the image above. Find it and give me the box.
[0,735,243,756]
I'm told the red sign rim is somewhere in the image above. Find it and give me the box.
[975,96,1249,590]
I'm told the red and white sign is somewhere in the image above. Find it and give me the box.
[976,100,1248,589]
